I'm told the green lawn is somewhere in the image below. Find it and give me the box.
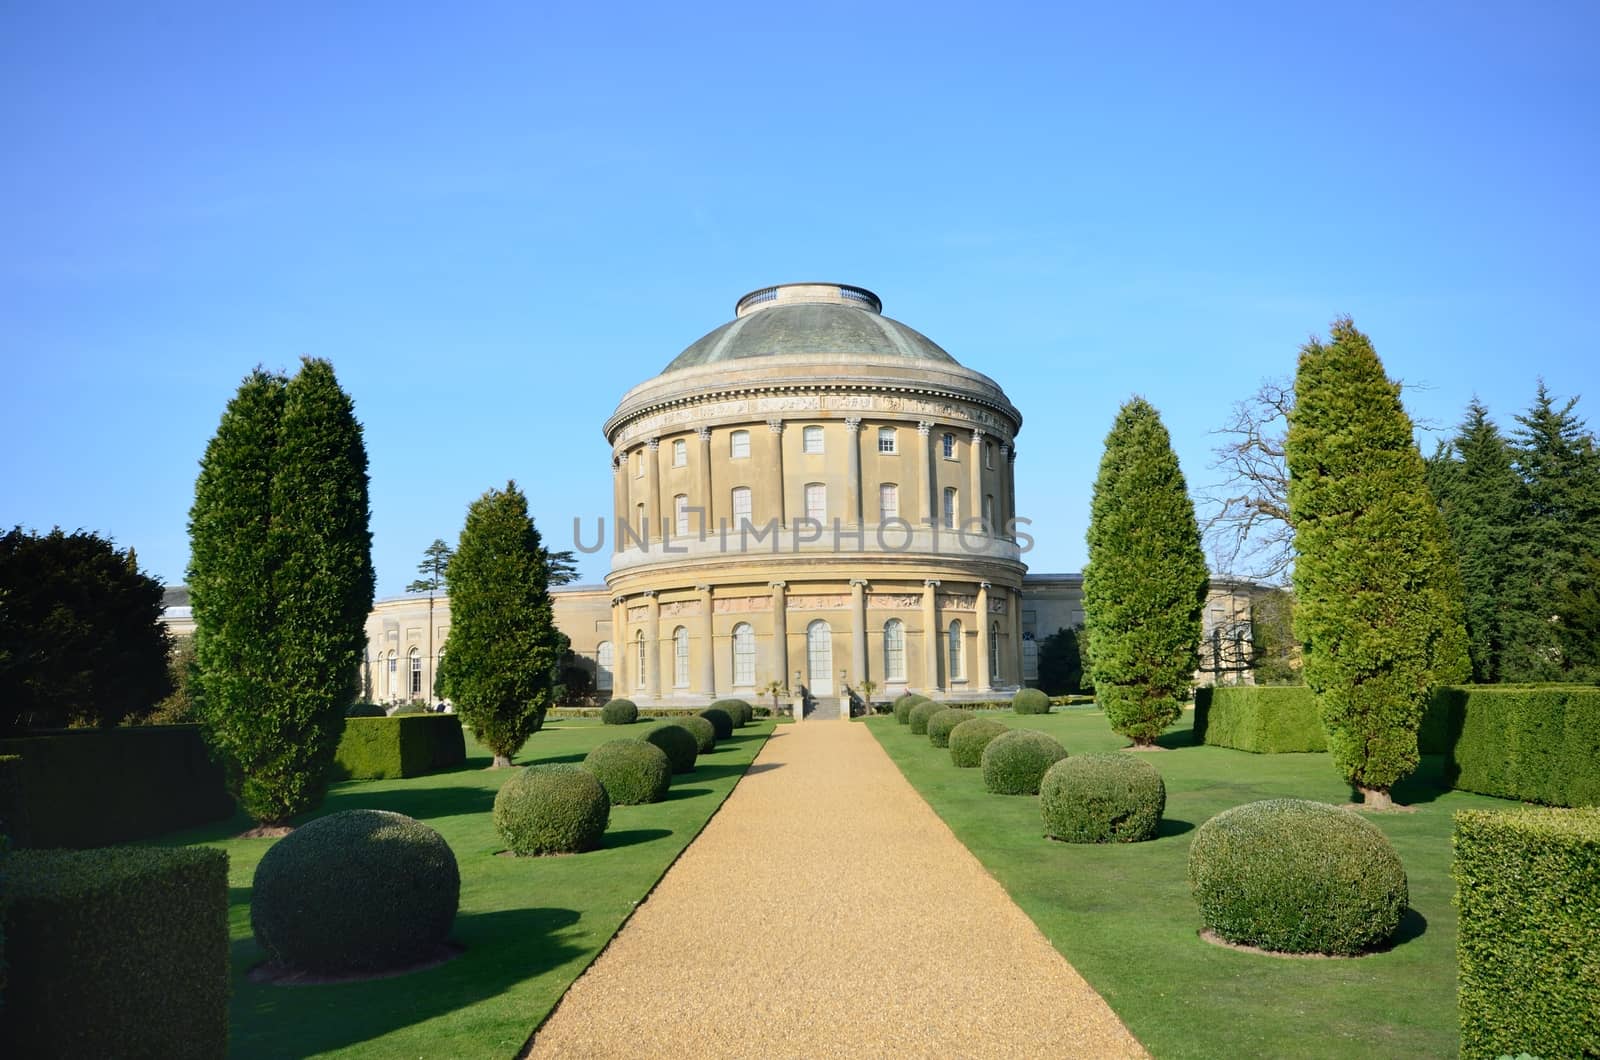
[868,709,1514,1060]
[161,717,773,1059]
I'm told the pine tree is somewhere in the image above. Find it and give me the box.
[443,482,569,767]
[406,538,454,703]
[1287,319,1471,809]
[1083,398,1210,746]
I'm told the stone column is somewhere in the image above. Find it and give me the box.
[844,417,863,528]
[969,429,985,531]
[612,455,627,553]
[697,583,714,696]
[917,421,936,530]
[697,427,713,536]
[975,581,992,692]
[645,438,661,546]
[770,581,789,697]
[922,579,941,692]
[767,419,786,527]
[644,591,661,700]
[850,578,868,688]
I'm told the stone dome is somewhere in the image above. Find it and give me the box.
[663,283,958,372]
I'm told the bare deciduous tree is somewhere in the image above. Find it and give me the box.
[1200,378,1295,585]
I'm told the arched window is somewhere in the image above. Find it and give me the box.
[732,623,755,686]
[673,626,689,687]
[672,438,687,467]
[883,619,906,682]
[805,482,826,523]
[731,486,752,527]
[878,426,897,453]
[635,630,646,691]
[948,620,963,681]
[990,623,1000,682]
[386,650,397,698]
[674,493,689,537]
[942,487,957,529]
[409,648,422,696]
[596,641,614,691]
[803,425,824,454]
[879,483,899,522]
[730,430,750,459]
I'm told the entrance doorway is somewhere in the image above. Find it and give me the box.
[806,620,833,695]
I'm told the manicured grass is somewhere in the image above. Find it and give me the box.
[869,709,1517,1060]
[160,717,773,1059]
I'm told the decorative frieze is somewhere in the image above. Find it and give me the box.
[867,593,921,610]
[616,392,1014,444]
[938,594,978,612]
[786,594,851,611]
[658,599,702,618]
[713,596,773,614]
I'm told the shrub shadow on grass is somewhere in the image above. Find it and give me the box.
[1157,818,1195,838]
[1387,907,1428,949]
[519,750,588,767]
[604,827,673,850]
[1156,728,1198,750]
[662,786,711,801]
[1384,755,1450,806]
[230,906,585,1059]
[744,762,782,775]
[319,785,497,821]
[689,761,769,782]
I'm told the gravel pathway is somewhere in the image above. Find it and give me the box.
[524,720,1147,1058]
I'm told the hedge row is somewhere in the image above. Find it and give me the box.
[1435,685,1600,806]
[1,845,230,1057]
[1192,686,1327,753]
[331,715,467,781]
[0,726,234,849]
[1454,807,1600,1059]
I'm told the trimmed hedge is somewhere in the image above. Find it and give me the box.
[908,700,944,735]
[1192,686,1327,753]
[641,723,699,774]
[894,694,928,725]
[2,844,229,1057]
[331,715,467,781]
[600,698,639,725]
[926,709,976,748]
[710,699,751,727]
[1188,799,1408,955]
[0,725,233,849]
[494,764,610,855]
[681,715,717,754]
[1435,685,1600,806]
[698,707,734,741]
[1012,688,1052,715]
[1454,807,1600,1059]
[981,729,1069,795]
[581,740,672,805]
[345,702,387,718]
[1040,753,1166,842]
[252,809,459,974]
[948,718,1008,768]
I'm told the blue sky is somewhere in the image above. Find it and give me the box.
[4,1,1596,595]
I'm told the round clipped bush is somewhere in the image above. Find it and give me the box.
[926,708,976,748]
[494,764,610,856]
[710,699,750,727]
[981,729,1069,795]
[251,809,459,974]
[1187,798,1408,955]
[698,706,734,740]
[345,703,387,718]
[641,722,698,774]
[581,739,671,805]
[600,698,639,725]
[894,694,928,725]
[1012,688,1052,715]
[908,700,944,735]
[681,714,717,753]
[1040,753,1166,843]
[949,718,1008,767]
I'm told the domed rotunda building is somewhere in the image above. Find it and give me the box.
[604,283,1026,707]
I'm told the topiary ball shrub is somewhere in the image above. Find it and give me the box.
[1040,753,1166,843]
[981,729,1069,795]
[494,764,611,856]
[949,718,1009,768]
[1012,688,1052,715]
[1187,798,1409,956]
[681,714,718,753]
[251,809,459,974]
[600,698,638,725]
[926,709,976,748]
[894,694,928,725]
[581,740,672,805]
[698,707,734,740]
[641,723,698,774]
[345,702,387,718]
[710,699,750,727]
[909,700,944,735]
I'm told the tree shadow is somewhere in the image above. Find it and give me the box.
[662,786,710,801]
[1156,817,1195,838]
[744,762,782,775]
[229,906,585,1058]
[688,761,764,782]
[318,785,497,821]
[603,827,672,850]
[519,751,588,767]
[1385,755,1451,806]
[1156,728,1198,749]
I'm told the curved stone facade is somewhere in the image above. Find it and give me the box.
[605,283,1026,705]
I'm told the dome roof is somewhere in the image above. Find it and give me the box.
[663,283,958,372]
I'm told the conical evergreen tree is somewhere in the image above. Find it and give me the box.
[443,482,569,767]
[1083,398,1210,746]
[1287,319,1470,808]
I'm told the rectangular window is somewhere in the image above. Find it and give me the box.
[674,494,689,537]
[672,438,687,467]
[634,450,643,477]
[805,483,826,523]
[942,487,957,529]
[878,427,897,453]
[942,433,955,459]
[732,487,752,525]
[803,425,824,454]
[983,494,994,530]
[879,483,899,522]
[985,442,995,469]
[730,430,750,459]
[884,621,906,682]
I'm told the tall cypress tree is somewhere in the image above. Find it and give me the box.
[1287,319,1471,809]
[443,482,568,767]
[1083,398,1210,746]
